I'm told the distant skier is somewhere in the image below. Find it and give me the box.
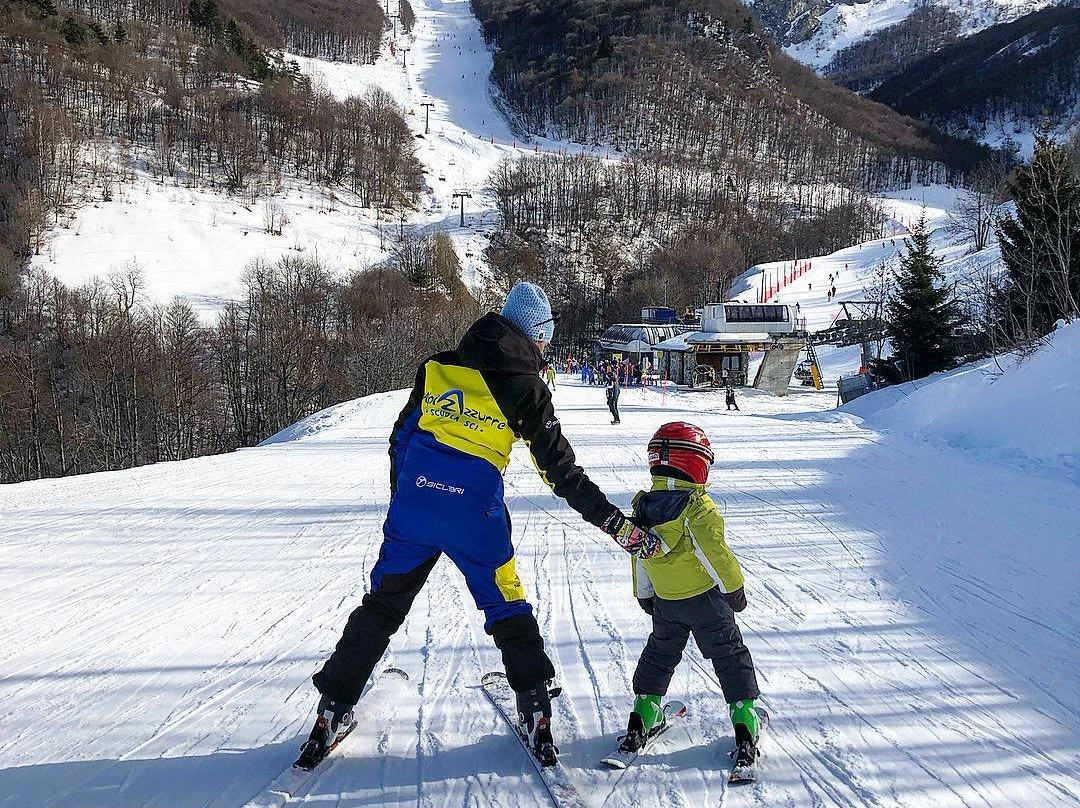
[544,362,556,389]
[606,370,621,424]
[617,422,763,771]
[725,386,739,411]
[299,282,656,769]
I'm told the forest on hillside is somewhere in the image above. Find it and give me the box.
[0,233,480,483]
[0,0,420,283]
[0,0,443,482]
[472,0,987,185]
[468,0,971,341]
[823,6,963,94]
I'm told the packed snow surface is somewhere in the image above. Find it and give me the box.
[2,369,1077,807]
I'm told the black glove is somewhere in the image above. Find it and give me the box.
[601,511,660,557]
[637,597,655,615]
[724,587,747,613]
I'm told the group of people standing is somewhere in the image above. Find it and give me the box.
[543,358,624,424]
[568,357,645,388]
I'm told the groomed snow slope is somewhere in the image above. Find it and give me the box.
[730,186,997,335]
[1,370,1077,807]
[28,0,616,320]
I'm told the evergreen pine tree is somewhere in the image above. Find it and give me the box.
[60,15,87,47]
[224,18,244,55]
[187,0,205,29]
[996,127,1080,338]
[886,214,960,380]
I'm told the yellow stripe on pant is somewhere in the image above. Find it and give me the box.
[494,556,526,602]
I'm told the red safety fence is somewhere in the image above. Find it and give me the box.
[758,259,812,303]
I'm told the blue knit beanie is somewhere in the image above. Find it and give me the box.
[501,282,554,343]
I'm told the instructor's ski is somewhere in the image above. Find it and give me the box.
[727,706,770,785]
[598,700,688,769]
[480,671,588,808]
[239,667,409,808]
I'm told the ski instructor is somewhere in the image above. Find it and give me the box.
[298,282,657,768]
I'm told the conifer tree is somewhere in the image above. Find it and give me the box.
[886,214,960,380]
[996,127,1080,338]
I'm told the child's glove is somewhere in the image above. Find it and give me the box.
[723,587,747,612]
[601,511,662,558]
[637,597,655,615]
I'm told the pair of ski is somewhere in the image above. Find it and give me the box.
[241,667,764,808]
[481,671,768,793]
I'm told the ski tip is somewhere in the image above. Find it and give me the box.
[480,671,508,686]
[664,700,688,718]
[383,666,410,681]
[599,757,628,770]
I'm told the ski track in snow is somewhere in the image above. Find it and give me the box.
[2,377,1077,808]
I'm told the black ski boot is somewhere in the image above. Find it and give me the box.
[516,682,559,767]
[618,694,665,754]
[733,723,759,766]
[294,695,356,771]
[618,711,649,754]
[729,723,761,783]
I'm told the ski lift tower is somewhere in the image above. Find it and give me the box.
[420,100,435,134]
[452,188,472,227]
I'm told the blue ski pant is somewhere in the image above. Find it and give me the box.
[313,436,555,704]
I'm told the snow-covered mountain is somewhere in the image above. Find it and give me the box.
[754,0,1057,69]
[868,6,1080,156]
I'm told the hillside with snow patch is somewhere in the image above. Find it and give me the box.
[762,0,1057,69]
[26,0,612,320]
[730,185,997,334]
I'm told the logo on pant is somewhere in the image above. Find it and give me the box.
[415,475,465,495]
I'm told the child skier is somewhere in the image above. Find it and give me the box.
[620,421,763,772]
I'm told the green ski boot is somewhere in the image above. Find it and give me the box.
[729,699,763,783]
[619,694,664,753]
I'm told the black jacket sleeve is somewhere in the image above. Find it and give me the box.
[388,362,427,494]
[492,373,618,528]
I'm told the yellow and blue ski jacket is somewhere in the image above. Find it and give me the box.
[380,314,617,630]
[388,313,616,526]
[629,476,745,601]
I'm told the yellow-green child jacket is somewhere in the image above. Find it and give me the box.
[630,476,745,601]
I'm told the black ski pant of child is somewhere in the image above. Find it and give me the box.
[633,587,759,703]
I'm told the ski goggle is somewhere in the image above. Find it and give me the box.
[533,311,562,329]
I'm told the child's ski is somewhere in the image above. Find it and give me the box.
[727,706,770,785]
[479,671,588,808]
[240,667,409,808]
[598,701,688,769]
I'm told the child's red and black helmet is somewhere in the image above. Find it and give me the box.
[648,422,714,484]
